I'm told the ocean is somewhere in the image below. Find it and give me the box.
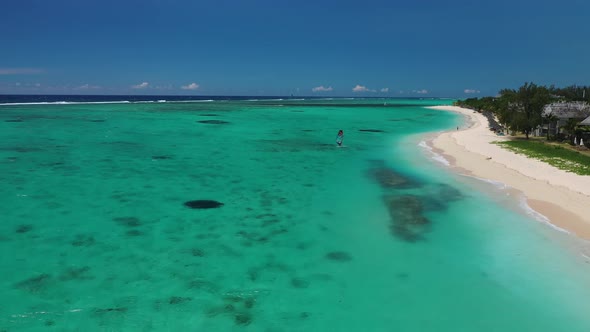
[1,96,590,331]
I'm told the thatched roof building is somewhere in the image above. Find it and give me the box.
[543,101,590,119]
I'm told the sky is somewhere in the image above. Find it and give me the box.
[1,0,589,97]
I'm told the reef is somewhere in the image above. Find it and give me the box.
[15,224,33,233]
[384,195,430,242]
[197,120,230,124]
[325,251,352,262]
[184,200,224,209]
[367,160,421,189]
[359,129,385,132]
[113,217,141,227]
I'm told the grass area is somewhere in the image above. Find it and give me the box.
[495,139,590,175]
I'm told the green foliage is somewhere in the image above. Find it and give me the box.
[549,85,590,102]
[496,140,590,175]
[502,82,552,139]
[455,82,590,139]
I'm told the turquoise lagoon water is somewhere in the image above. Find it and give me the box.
[1,98,590,331]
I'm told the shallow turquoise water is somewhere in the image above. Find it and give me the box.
[1,99,590,331]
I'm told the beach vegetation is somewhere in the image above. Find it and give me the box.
[495,140,590,175]
[456,83,589,140]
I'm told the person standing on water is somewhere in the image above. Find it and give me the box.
[336,130,344,146]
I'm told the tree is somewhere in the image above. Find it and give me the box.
[511,82,552,139]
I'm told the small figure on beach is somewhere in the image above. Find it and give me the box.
[336,130,344,146]
[457,126,459,131]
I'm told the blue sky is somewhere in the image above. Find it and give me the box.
[1,0,589,97]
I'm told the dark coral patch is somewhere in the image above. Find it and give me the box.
[15,224,33,233]
[385,195,430,242]
[93,307,128,315]
[367,160,421,189]
[5,119,23,122]
[325,251,352,262]
[184,200,224,209]
[126,230,143,237]
[191,248,205,257]
[188,279,219,293]
[291,277,310,289]
[89,119,105,122]
[234,312,252,326]
[197,120,230,124]
[59,266,92,281]
[169,296,192,305]
[359,129,385,132]
[113,217,141,227]
[15,274,51,293]
[152,155,173,160]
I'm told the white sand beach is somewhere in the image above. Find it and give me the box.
[428,106,590,239]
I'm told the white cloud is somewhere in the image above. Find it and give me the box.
[413,89,428,94]
[181,83,200,90]
[312,85,333,92]
[464,89,480,94]
[0,68,44,75]
[75,84,100,90]
[380,88,389,93]
[132,82,149,89]
[352,84,370,92]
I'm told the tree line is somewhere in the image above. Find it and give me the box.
[455,83,589,139]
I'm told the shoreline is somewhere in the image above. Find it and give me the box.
[426,105,590,240]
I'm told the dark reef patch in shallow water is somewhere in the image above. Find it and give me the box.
[367,160,421,189]
[234,312,252,326]
[325,251,352,262]
[126,229,143,237]
[359,129,385,133]
[59,266,92,281]
[113,217,141,227]
[70,234,96,247]
[5,119,23,122]
[197,120,230,124]
[190,248,205,257]
[89,119,105,122]
[385,195,430,242]
[15,274,52,293]
[188,279,219,293]
[184,200,224,209]
[420,183,464,211]
[205,293,257,326]
[93,307,128,315]
[9,147,43,153]
[169,296,192,305]
[291,277,310,289]
[152,155,173,160]
[15,224,33,233]
[198,113,219,116]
